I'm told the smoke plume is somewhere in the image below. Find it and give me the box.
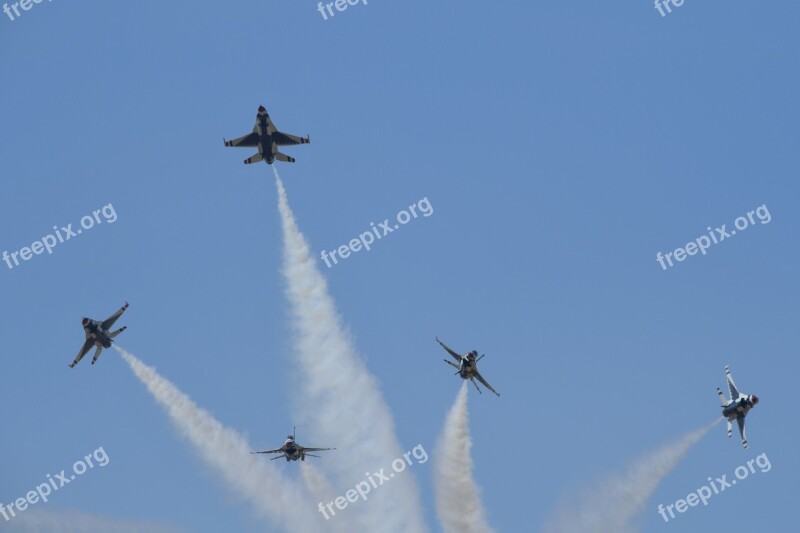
[273,167,427,532]
[434,382,494,533]
[543,420,719,533]
[116,345,319,532]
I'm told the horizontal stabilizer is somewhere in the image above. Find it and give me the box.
[274,151,296,163]
[244,152,264,165]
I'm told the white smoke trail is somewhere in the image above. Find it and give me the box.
[433,382,494,533]
[273,167,427,533]
[543,420,719,533]
[115,345,319,532]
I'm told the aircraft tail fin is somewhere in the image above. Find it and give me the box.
[244,152,264,165]
[274,151,296,163]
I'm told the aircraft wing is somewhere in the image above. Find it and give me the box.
[273,131,310,146]
[736,415,748,448]
[726,366,740,400]
[299,446,335,452]
[101,302,129,331]
[252,448,283,454]
[73,338,94,365]
[474,370,500,397]
[436,337,462,363]
[224,133,259,148]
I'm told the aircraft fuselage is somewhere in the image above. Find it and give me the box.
[255,112,275,164]
[458,358,477,379]
[85,322,112,348]
[284,446,299,460]
[282,443,312,461]
[722,398,753,419]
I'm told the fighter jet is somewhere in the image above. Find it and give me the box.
[251,427,335,462]
[436,337,500,396]
[717,365,759,449]
[223,105,310,164]
[69,302,129,368]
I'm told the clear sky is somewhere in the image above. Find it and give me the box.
[1,1,798,532]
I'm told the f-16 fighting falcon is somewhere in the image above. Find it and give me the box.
[436,337,500,396]
[69,302,129,368]
[717,365,759,449]
[223,105,310,164]
[251,427,335,462]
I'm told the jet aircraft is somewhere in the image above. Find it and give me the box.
[436,337,500,396]
[223,105,310,164]
[251,427,335,461]
[717,365,759,449]
[69,302,129,368]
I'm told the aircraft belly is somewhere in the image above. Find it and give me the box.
[97,333,112,347]
[722,404,740,418]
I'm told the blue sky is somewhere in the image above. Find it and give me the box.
[1,1,798,531]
